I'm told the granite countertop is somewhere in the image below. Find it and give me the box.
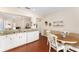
[0,29,38,36]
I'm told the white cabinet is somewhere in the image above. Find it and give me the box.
[15,33,26,46]
[0,31,39,51]
[10,34,18,48]
[3,34,15,51]
[33,31,39,41]
[15,33,23,47]
[27,31,35,43]
[21,32,28,44]
[27,31,39,43]
[4,35,12,50]
[0,36,6,51]
[5,33,27,50]
[0,35,14,51]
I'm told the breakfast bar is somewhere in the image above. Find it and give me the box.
[0,29,39,51]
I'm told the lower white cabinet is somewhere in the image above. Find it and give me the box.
[4,35,11,51]
[0,36,6,51]
[0,31,39,51]
[27,31,39,43]
[27,31,35,43]
[3,34,16,51]
[34,31,39,41]
[0,35,15,51]
[15,32,27,46]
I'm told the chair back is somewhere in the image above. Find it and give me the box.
[47,31,58,50]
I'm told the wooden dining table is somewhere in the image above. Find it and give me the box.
[51,32,79,52]
[55,34,79,44]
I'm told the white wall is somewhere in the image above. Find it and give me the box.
[41,8,79,35]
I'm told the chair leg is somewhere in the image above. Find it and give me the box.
[57,49,59,52]
[49,44,51,52]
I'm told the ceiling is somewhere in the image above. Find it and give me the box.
[18,7,76,17]
[25,7,67,16]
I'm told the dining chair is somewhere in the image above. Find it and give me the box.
[47,32,65,52]
[66,42,79,52]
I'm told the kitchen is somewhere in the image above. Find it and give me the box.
[0,7,39,52]
[0,7,79,52]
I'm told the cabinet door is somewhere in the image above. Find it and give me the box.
[13,33,21,47]
[27,31,39,43]
[27,32,35,43]
[34,31,39,41]
[0,35,14,51]
[0,36,6,51]
[25,32,28,43]
[10,34,18,48]
[21,32,27,44]
[14,33,26,47]
[18,33,24,45]
[4,35,13,51]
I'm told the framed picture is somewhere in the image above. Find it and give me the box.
[53,21,64,27]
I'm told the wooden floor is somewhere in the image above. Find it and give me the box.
[6,35,56,52]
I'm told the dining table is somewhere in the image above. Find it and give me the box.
[51,32,79,52]
[55,34,79,43]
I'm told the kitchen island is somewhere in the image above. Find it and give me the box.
[0,29,39,51]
